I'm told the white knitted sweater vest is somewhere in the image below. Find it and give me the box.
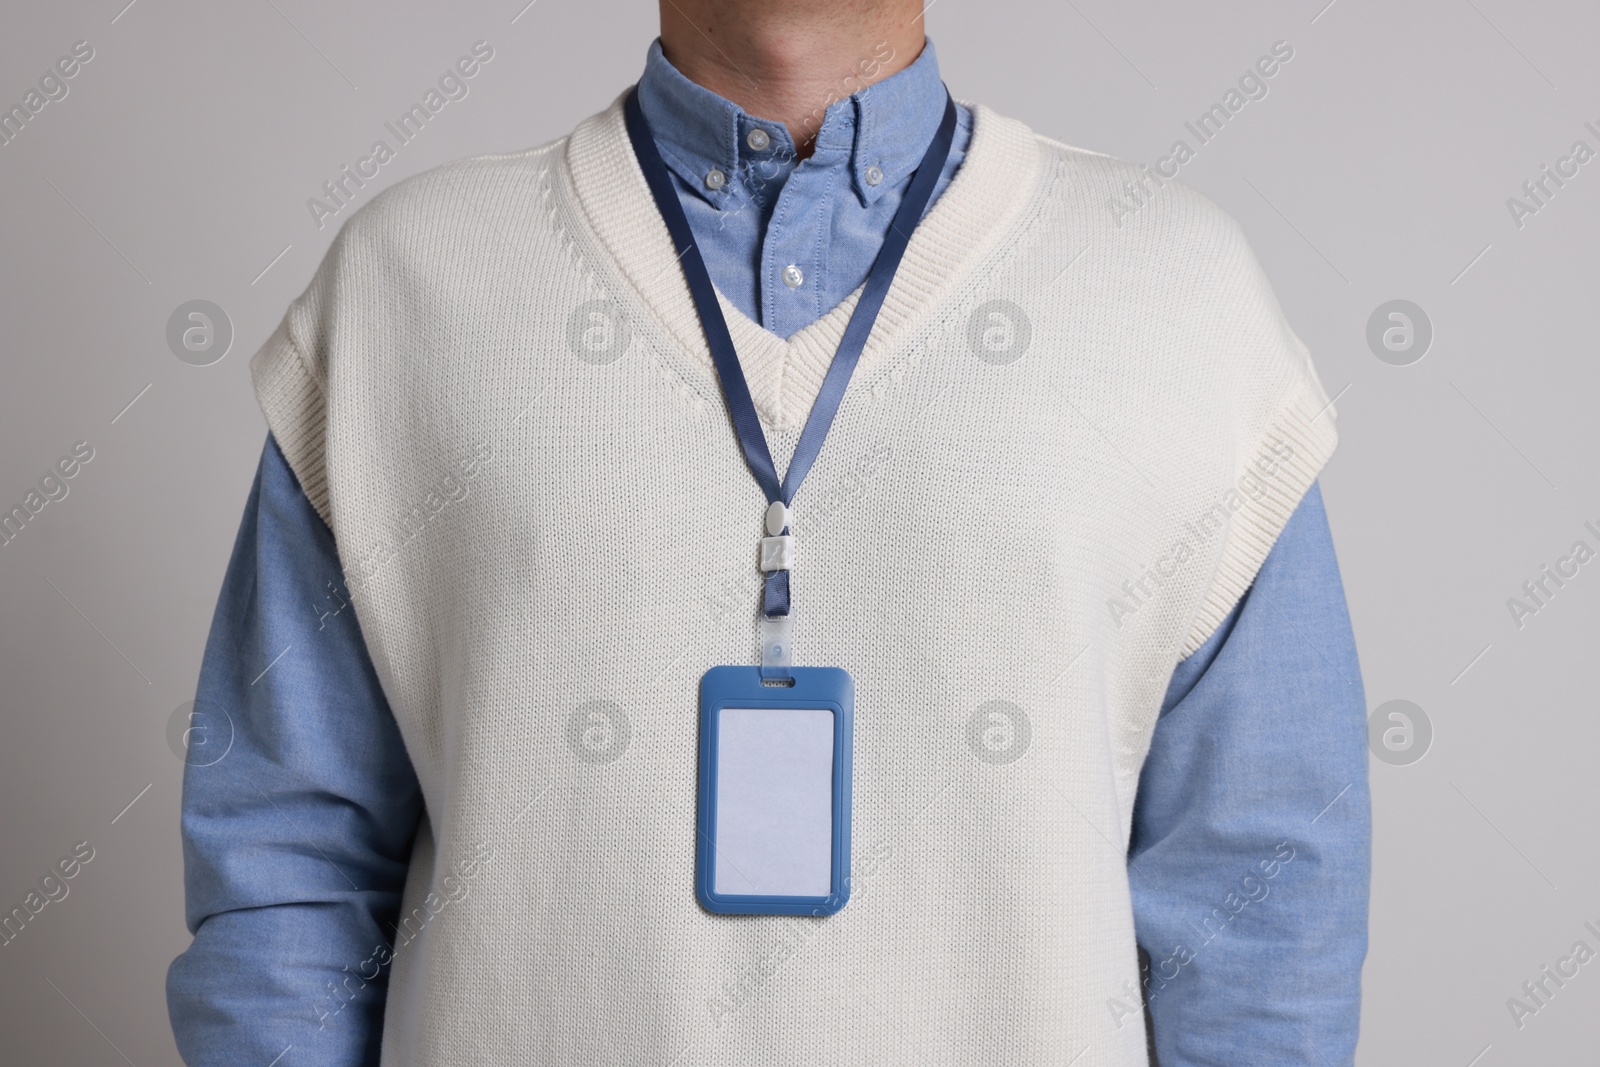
[252,91,1337,1066]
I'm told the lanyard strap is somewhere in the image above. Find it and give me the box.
[624,86,958,618]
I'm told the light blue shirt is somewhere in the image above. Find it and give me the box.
[635,37,972,336]
[168,38,1369,1066]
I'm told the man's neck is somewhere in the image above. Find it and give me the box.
[657,0,927,158]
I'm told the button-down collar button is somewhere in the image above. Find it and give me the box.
[865,165,884,186]
[704,168,726,191]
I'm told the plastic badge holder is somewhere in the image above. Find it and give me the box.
[695,665,854,916]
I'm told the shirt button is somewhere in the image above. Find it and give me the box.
[865,165,884,186]
[781,264,804,288]
[704,168,726,191]
[746,128,771,151]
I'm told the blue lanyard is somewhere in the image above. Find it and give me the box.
[624,86,958,619]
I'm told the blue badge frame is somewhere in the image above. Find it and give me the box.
[696,665,854,916]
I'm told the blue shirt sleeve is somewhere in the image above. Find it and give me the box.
[167,435,423,1067]
[1129,481,1371,1066]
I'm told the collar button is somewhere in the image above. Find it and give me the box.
[746,128,772,151]
[865,165,884,186]
[704,168,726,191]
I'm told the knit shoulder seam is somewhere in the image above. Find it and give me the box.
[1031,131,1120,162]
[449,136,570,166]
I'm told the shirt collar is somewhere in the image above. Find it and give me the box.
[635,36,948,210]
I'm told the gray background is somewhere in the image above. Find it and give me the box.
[2,0,1596,1062]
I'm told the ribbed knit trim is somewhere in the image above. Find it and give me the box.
[562,93,1043,430]
[250,318,331,527]
[1180,372,1340,656]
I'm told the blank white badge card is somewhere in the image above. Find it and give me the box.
[712,706,836,898]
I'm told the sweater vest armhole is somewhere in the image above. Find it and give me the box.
[1179,366,1341,657]
[250,316,332,528]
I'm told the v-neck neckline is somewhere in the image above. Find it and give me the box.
[561,93,1043,430]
